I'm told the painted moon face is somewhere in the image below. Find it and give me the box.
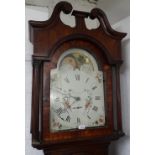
[61,56,78,70]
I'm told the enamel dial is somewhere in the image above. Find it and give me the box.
[50,48,105,132]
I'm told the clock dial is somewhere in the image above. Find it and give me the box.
[50,49,105,132]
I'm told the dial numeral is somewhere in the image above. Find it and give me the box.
[75,74,80,81]
[92,106,98,112]
[54,97,60,102]
[64,77,70,83]
[95,96,101,100]
[77,117,81,124]
[92,86,97,90]
[98,78,102,83]
[85,78,89,83]
[87,115,91,119]
[66,115,71,122]
[59,124,62,129]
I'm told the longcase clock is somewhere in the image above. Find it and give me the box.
[29,2,127,155]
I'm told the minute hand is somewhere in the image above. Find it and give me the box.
[54,88,80,101]
[69,94,80,101]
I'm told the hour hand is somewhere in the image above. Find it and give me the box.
[72,106,83,109]
[69,94,80,101]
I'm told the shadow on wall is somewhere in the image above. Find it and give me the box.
[109,136,130,155]
[120,39,130,74]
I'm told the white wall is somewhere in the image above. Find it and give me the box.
[109,16,130,155]
[25,6,48,155]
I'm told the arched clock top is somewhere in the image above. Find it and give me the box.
[29,1,126,39]
[29,1,126,62]
[46,34,119,65]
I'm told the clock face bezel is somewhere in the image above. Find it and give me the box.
[50,48,106,132]
[42,40,114,143]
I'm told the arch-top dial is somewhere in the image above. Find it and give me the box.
[50,48,105,132]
